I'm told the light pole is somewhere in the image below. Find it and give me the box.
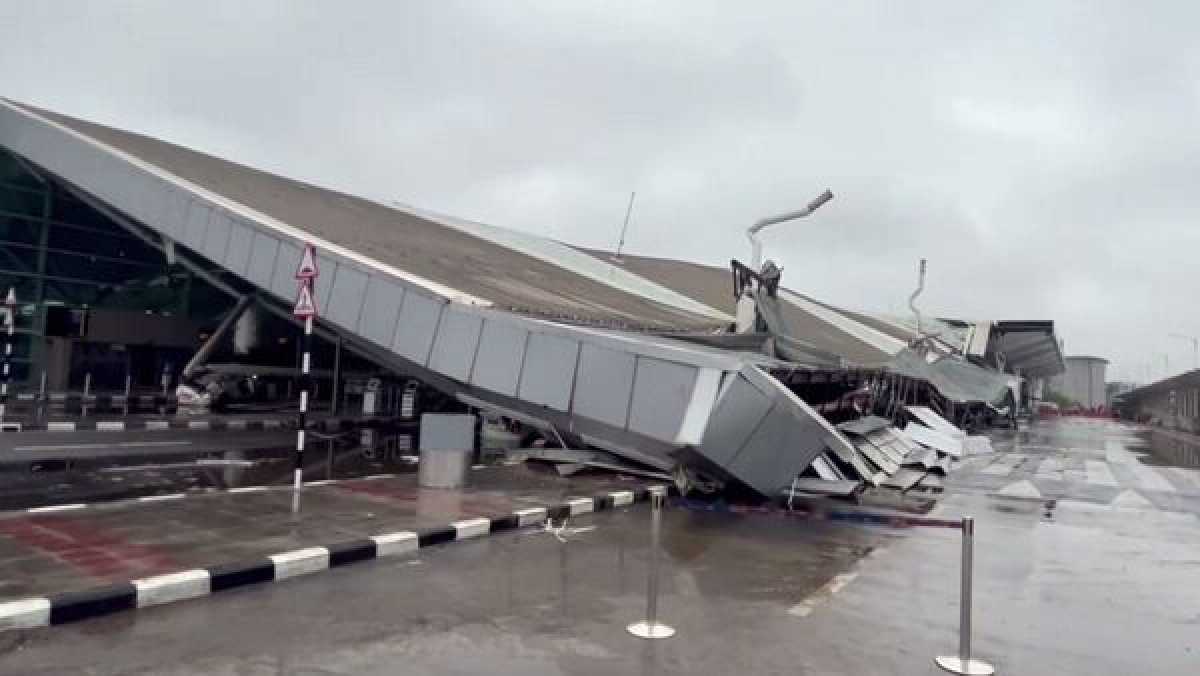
[746,189,834,272]
[1169,333,1199,371]
[737,190,833,333]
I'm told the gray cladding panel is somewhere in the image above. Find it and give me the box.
[627,358,697,441]
[271,241,303,300]
[182,202,211,251]
[326,265,368,329]
[313,254,336,310]
[247,232,279,288]
[223,220,254,276]
[202,211,232,263]
[518,332,579,411]
[161,189,190,240]
[470,320,528,397]
[358,276,406,347]
[572,344,637,429]
[392,292,444,364]
[696,375,772,467]
[429,308,484,383]
[727,404,825,495]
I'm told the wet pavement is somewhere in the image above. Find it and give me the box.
[0,427,417,510]
[0,463,645,600]
[1,418,1199,675]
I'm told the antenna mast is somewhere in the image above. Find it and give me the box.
[613,191,636,261]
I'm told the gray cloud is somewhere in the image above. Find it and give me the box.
[3,0,1198,382]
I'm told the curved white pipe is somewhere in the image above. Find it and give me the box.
[909,258,927,337]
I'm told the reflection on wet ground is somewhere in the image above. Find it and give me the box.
[0,432,417,511]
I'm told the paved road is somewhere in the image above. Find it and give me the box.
[0,428,295,464]
[2,418,1198,675]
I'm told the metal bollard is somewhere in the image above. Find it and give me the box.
[935,517,994,675]
[83,372,91,400]
[627,487,675,639]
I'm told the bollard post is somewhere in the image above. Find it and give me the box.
[935,517,994,675]
[83,372,91,400]
[627,487,675,639]
[39,370,46,399]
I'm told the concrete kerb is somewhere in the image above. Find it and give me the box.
[0,485,663,631]
[6,417,374,433]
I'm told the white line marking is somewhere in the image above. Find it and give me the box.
[13,440,192,452]
[788,572,860,617]
[997,480,1042,499]
[1130,464,1176,493]
[1111,489,1154,509]
[137,493,186,502]
[1085,460,1118,487]
[227,486,269,493]
[982,453,1026,476]
[27,503,87,513]
[1035,457,1063,480]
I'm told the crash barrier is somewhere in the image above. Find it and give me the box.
[627,486,674,639]
[675,498,993,673]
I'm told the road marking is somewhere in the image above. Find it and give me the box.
[982,453,1026,476]
[1111,489,1154,509]
[1035,457,1064,481]
[1165,467,1200,494]
[26,503,87,513]
[1085,460,1118,487]
[13,440,192,452]
[137,493,186,502]
[997,480,1042,499]
[1129,464,1176,493]
[788,572,860,617]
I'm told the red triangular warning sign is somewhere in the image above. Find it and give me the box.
[293,282,318,318]
[295,244,319,280]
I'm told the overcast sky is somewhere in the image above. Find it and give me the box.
[2,1,1196,382]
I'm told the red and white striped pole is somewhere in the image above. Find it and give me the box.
[0,287,15,420]
[295,312,313,493]
[292,245,319,509]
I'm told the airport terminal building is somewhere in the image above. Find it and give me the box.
[0,99,1064,497]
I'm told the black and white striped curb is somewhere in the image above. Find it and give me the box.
[7,417,375,433]
[13,471,419,515]
[0,485,665,630]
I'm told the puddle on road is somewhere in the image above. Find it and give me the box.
[0,432,418,511]
[1140,430,1200,470]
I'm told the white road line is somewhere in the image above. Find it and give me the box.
[1085,460,1118,487]
[982,453,1026,476]
[1035,457,1063,480]
[13,440,192,452]
[27,503,87,513]
[1130,464,1176,493]
[1165,467,1200,494]
[788,572,860,617]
